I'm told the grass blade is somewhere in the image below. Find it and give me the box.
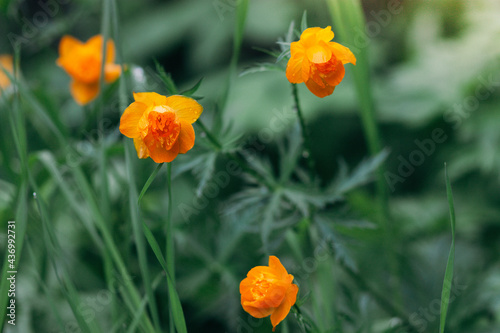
[142,222,187,333]
[125,141,161,331]
[440,164,456,333]
[138,163,164,204]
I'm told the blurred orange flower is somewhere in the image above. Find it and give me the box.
[240,256,299,332]
[57,35,121,105]
[286,26,356,98]
[0,55,14,94]
[120,92,203,163]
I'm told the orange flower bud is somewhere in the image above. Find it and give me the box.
[57,35,121,105]
[240,256,299,331]
[286,26,356,98]
[119,92,203,163]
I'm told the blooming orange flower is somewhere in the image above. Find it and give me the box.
[240,256,299,331]
[286,26,356,98]
[0,55,14,94]
[57,35,121,105]
[119,92,203,163]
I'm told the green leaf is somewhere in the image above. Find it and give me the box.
[154,59,179,95]
[180,77,204,96]
[300,10,308,32]
[239,63,285,77]
[440,164,456,333]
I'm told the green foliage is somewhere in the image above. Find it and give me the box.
[1,0,500,332]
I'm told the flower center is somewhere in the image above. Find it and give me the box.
[315,57,338,75]
[74,48,102,83]
[251,278,272,300]
[140,106,180,150]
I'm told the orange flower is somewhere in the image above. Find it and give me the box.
[0,55,14,94]
[119,92,203,163]
[57,35,121,105]
[240,256,299,331]
[286,26,356,98]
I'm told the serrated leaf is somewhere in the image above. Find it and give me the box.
[239,63,284,77]
[154,58,178,95]
[328,148,390,197]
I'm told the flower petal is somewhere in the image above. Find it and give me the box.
[306,40,332,64]
[58,36,82,57]
[305,77,335,98]
[329,42,356,65]
[87,35,103,50]
[0,55,13,90]
[105,40,116,64]
[178,120,195,154]
[119,102,148,138]
[269,256,289,280]
[133,137,149,159]
[70,80,99,105]
[241,304,275,319]
[133,92,168,106]
[322,61,345,87]
[105,63,121,83]
[148,139,180,163]
[270,284,298,332]
[286,54,305,84]
[165,95,203,124]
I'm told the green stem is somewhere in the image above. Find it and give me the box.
[292,303,321,333]
[291,84,316,179]
[166,162,175,332]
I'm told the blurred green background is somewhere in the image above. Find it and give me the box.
[1,0,500,332]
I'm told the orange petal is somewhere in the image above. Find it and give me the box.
[133,92,168,106]
[0,55,13,90]
[329,42,356,65]
[305,77,335,98]
[322,62,345,87]
[105,40,116,64]
[87,35,103,50]
[286,55,305,84]
[58,35,82,57]
[270,284,298,332]
[148,139,180,163]
[70,80,99,105]
[133,137,150,159]
[241,304,275,319]
[178,120,195,154]
[306,40,332,64]
[105,63,121,83]
[315,26,334,42]
[119,102,148,138]
[268,256,289,280]
[165,95,203,124]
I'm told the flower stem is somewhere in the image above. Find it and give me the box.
[165,162,175,333]
[291,83,316,179]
